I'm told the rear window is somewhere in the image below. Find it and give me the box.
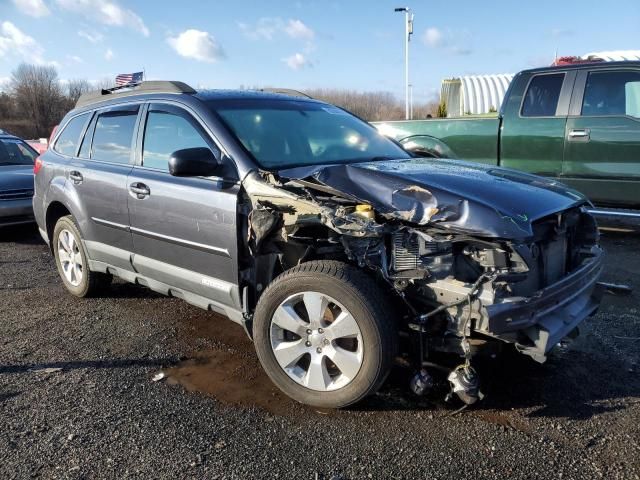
[582,70,640,118]
[521,73,565,117]
[54,113,89,156]
[0,138,38,166]
[91,111,138,164]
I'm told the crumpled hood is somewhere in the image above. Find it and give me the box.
[278,158,588,240]
[0,165,34,192]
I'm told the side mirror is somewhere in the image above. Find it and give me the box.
[168,147,220,177]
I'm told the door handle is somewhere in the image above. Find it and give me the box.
[568,129,590,141]
[129,182,150,198]
[69,170,83,183]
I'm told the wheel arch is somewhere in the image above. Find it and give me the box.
[45,201,72,252]
[400,134,457,159]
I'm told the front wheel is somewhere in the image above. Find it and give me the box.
[253,261,397,408]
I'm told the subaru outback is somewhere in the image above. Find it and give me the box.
[33,81,604,408]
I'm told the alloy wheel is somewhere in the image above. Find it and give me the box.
[269,291,364,392]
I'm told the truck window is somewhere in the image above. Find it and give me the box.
[91,111,138,164]
[521,73,564,117]
[582,71,640,118]
[142,110,210,171]
[53,113,89,156]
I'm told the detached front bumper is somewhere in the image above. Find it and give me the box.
[485,246,604,362]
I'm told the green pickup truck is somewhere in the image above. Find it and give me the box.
[376,61,640,210]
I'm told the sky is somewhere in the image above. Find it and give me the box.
[0,0,639,103]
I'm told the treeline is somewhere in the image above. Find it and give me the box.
[0,63,437,140]
[0,64,99,139]
[303,88,438,121]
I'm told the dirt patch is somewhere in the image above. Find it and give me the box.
[164,311,322,416]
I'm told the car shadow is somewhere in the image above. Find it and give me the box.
[0,224,42,245]
[352,345,639,421]
[0,357,174,375]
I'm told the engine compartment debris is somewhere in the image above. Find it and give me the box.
[238,157,604,404]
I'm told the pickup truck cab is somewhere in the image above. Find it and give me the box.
[376,61,640,209]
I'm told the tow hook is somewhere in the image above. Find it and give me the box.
[446,365,484,405]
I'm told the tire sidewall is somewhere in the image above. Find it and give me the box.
[254,269,389,408]
[52,216,91,297]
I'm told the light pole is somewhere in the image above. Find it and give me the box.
[394,7,413,120]
[409,83,413,119]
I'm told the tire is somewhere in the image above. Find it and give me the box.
[52,215,112,297]
[253,260,397,408]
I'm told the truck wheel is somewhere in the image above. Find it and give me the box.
[253,260,397,408]
[53,215,111,297]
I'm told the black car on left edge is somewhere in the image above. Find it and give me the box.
[0,132,38,227]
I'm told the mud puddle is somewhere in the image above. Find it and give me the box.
[163,310,331,416]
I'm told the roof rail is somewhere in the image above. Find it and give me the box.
[75,81,196,108]
[257,88,313,99]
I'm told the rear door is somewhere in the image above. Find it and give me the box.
[563,68,640,207]
[500,70,575,177]
[126,102,241,308]
[65,105,140,269]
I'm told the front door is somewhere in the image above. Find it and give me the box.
[563,68,640,207]
[126,102,241,309]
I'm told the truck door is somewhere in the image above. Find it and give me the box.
[500,71,575,177]
[126,102,241,309]
[563,68,640,207]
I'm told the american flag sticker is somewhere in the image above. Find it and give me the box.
[115,72,144,86]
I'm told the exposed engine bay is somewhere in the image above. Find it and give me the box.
[239,159,604,405]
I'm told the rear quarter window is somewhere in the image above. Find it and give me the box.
[53,113,90,156]
[521,73,565,117]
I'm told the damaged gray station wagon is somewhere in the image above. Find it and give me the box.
[34,81,604,408]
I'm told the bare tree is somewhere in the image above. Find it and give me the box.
[10,63,66,138]
[66,78,92,104]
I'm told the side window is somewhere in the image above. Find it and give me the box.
[142,110,211,171]
[582,71,640,118]
[521,73,565,117]
[53,113,89,156]
[91,111,138,164]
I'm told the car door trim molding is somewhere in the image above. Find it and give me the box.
[129,226,231,257]
[91,216,130,232]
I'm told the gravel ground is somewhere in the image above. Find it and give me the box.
[0,224,638,480]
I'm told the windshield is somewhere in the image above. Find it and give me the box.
[209,99,410,169]
[0,138,38,166]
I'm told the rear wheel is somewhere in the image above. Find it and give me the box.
[53,215,111,297]
[253,261,397,408]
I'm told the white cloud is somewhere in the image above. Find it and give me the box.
[55,0,149,36]
[78,30,103,43]
[283,52,310,70]
[67,54,83,63]
[284,19,314,40]
[422,26,472,56]
[238,17,282,41]
[422,27,443,48]
[0,21,50,64]
[240,17,315,41]
[167,29,225,63]
[104,48,114,60]
[12,0,50,17]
